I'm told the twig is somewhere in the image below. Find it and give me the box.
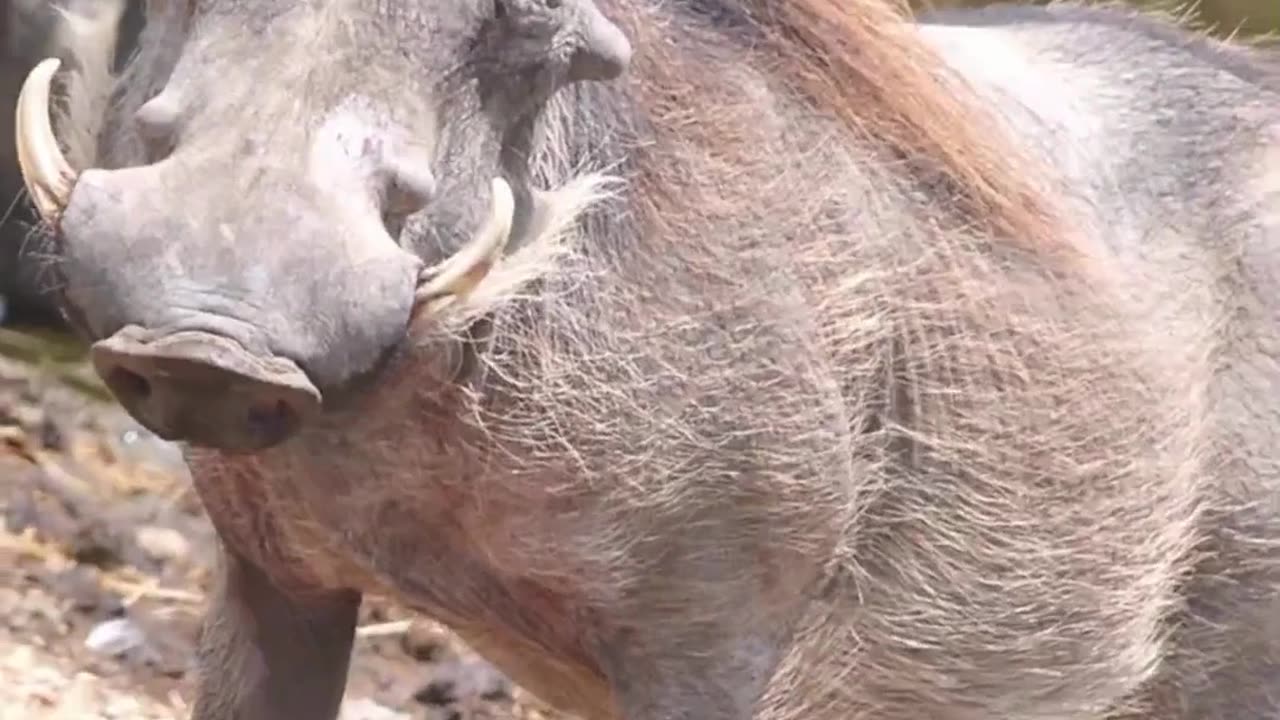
[355,620,413,639]
[0,527,62,561]
[98,576,205,606]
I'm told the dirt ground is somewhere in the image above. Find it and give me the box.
[0,330,568,720]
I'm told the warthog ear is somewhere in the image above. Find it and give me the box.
[566,0,632,82]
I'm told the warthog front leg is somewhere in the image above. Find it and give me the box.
[190,542,362,720]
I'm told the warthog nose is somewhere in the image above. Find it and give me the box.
[90,328,322,452]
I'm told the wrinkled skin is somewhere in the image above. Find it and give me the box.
[17,0,1280,719]
[0,0,140,328]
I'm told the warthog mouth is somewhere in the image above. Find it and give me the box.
[14,57,518,335]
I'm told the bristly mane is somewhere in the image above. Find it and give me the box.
[609,0,1076,259]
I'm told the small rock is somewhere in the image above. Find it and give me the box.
[84,617,145,657]
[133,526,191,564]
[11,586,70,638]
[67,520,126,569]
[401,619,451,662]
[49,566,121,616]
[37,417,63,451]
[413,659,512,708]
[103,692,145,719]
[414,680,456,707]
[2,644,36,671]
[9,404,43,431]
[340,697,411,720]
[51,672,100,720]
[125,608,200,679]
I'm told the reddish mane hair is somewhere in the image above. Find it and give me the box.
[607,0,1074,257]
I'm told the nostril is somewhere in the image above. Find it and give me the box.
[245,397,301,445]
[106,366,152,403]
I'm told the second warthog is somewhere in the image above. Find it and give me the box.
[0,0,140,327]
[12,0,1280,718]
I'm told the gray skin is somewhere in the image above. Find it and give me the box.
[0,0,140,328]
[20,0,1280,718]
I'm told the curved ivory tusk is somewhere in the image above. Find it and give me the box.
[15,58,77,225]
[414,177,516,313]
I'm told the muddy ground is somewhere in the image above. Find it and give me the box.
[0,327,567,720]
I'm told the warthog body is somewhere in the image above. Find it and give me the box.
[13,0,1280,718]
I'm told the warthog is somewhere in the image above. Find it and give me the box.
[0,0,137,327]
[11,0,1280,717]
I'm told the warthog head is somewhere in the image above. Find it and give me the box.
[15,0,631,452]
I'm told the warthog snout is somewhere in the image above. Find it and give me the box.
[92,328,322,451]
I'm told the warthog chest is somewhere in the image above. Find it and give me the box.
[186,432,620,719]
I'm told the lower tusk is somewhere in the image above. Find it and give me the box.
[15,58,78,225]
[414,177,516,313]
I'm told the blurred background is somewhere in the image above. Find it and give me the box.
[0,1,1275,719]
[916,0,1279,36]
